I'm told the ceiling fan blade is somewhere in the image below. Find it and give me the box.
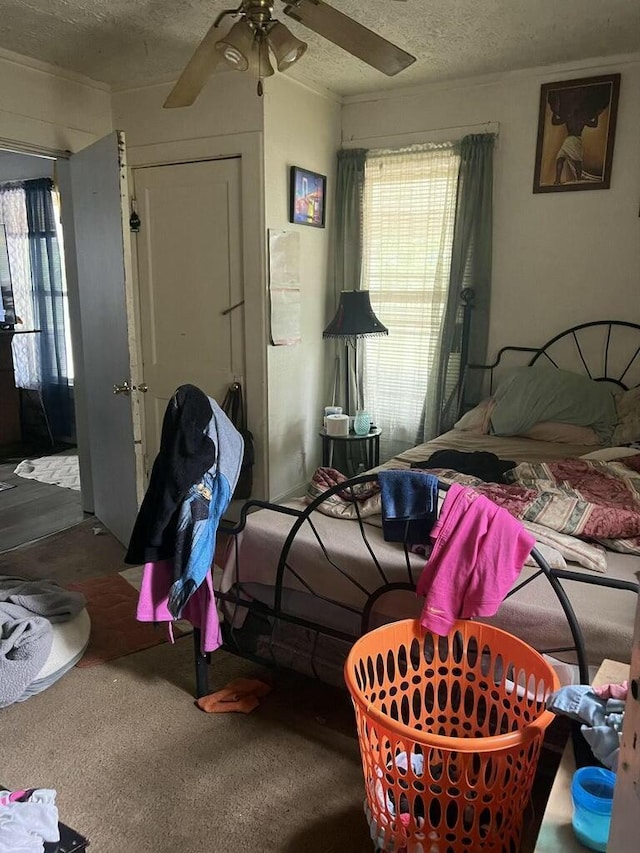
[283,0,415,76]
[164,21,226,108]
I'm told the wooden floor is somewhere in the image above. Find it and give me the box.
[0,458,86,552]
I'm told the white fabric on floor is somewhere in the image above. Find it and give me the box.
[14,454,80,491]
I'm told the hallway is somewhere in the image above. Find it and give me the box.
[0,457,85,552]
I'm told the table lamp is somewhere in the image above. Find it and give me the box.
[322,290,388,417]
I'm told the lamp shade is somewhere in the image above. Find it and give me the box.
[267,21,307,71]
[248,32,275,78]
[323,290,388,342]
[215,19,255,71]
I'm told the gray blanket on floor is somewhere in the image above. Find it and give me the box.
[0,576,86,708]
[0,602,53,708]
[0,576,86,622]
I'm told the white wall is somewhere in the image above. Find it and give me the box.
[111,72,263,148]
[0,152,54,182]
[263,76,341,500]
[342,53,640,362]
[0,47,112,154]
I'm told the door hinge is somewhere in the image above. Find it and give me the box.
[129,198,141,233]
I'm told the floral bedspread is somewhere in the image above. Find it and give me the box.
[306,455,640,557]
[440,454,640,555]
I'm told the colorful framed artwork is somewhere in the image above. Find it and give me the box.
[533,73,621,193]
[289,166,326,228]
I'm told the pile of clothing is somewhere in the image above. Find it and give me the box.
[378,469,534,634]
[0,788,59,853]
[546,680,628,770]
[0,577,85,708]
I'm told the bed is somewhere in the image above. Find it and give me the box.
[195,321,640,697]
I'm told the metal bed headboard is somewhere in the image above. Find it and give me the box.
[469,320,640,395]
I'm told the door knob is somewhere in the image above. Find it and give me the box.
[113,381,131,395]
[136,383,148,393]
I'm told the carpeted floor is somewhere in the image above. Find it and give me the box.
[1,637,374,852]
[0,524,565,851]
[0,629,565,852]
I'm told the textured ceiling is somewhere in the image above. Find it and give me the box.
[1,0,639,97]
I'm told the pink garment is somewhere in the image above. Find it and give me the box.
[136,559,222,654]
[593,681,629,701]
[0,790,29,805]
[416,483,535,635]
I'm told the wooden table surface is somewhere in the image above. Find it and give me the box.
[534,658,630,852]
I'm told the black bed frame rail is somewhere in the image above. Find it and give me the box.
[193,473,639,698]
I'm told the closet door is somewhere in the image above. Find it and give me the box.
[59,131,141,546]
[131,157,244,474]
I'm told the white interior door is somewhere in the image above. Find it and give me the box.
[59,131,140,545]
[132,157,244,473]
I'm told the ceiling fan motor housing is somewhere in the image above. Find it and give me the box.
[243,0,277,30]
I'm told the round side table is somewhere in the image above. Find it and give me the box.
[319,426,381,471]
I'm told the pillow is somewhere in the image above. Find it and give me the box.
[581,446,640,462]
[611,387,640,445]
[453,398,494,433]
[489,367,618,443]
[522,422,601,445]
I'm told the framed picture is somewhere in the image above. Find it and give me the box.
[533,73,620,193]
[289,166,326,227]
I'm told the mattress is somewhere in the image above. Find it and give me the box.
[219,429,640,669]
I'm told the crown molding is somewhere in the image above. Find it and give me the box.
[343,51,640,105]
[0,46,110,92]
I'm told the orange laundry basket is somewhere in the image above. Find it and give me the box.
[344,619,560,853]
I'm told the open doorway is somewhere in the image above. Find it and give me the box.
[0,149,84,550]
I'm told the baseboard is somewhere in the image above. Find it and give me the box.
[271,482,307,504]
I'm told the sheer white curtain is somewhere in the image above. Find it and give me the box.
[361,144,460,461]
[0,183,41,389]
[52,187,74,383]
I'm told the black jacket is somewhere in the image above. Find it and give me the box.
[125,384,216,565]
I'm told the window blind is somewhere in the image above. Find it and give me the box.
[361,144,460,461]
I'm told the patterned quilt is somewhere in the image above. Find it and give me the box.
[438,454,640,555]
[307,455,640,558]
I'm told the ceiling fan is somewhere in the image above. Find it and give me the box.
[164,0,416,106]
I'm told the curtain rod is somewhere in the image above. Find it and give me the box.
[345,120,500,147]
[0,140,67,159]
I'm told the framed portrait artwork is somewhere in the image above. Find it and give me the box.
[532,73,621,193]
[289,166,326,228]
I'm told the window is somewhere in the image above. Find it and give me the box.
[361,144,460,460]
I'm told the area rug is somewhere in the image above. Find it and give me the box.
[66,573,183,667]
[0,481,15,491]
[14,452,80,490]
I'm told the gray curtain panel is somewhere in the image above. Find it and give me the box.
[330,149,367,415]
[428,132,496,439]
[25,178,75,441]
[332,149,366,300]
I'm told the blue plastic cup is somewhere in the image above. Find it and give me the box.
[571,766,616,852]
